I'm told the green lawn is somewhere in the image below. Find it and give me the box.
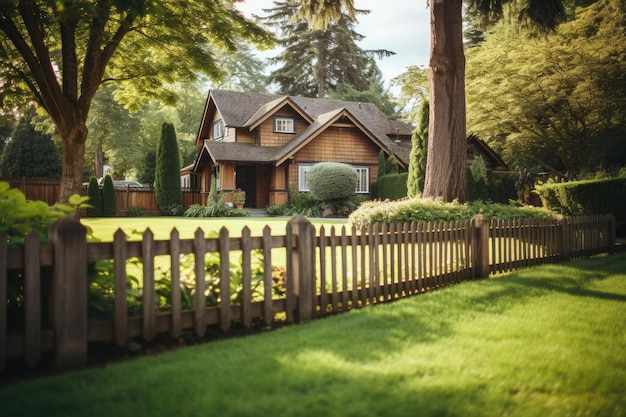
[82,216,349,241]
[1,253,624,417]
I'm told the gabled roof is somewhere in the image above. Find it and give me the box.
[467,134,509,170]
[196,90,415,165]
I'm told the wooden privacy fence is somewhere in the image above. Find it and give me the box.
[0,214,615,371]
[3,178,202,215]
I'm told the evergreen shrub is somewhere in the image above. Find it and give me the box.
[307,162,358,202]
[536,177,626,234]
[377,173,408,201]
[154,122,182,215]
[86,176,102,217]
[101,175,116,217]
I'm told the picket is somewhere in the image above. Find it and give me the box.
[0,214,616,371]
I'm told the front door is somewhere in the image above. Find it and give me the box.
[235,165,256,208]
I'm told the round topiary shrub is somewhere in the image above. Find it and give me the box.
[307,162,358,203]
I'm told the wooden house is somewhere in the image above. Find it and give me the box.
[187,90,414,208]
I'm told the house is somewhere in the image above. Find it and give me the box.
[466,133,509,173]
[186,90,414,208]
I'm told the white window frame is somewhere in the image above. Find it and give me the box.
[213,119,224,140]
[355,167,369,194]
[299,164,369,194]
[274,117,295,133]
[298,165,312,191]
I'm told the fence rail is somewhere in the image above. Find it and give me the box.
[0,214,615,372]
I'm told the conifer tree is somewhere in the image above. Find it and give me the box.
[407,99,429,197]
[86,176,102,217]
[101,175,117,217]
[154,122,182,215]
[262,0,389,98]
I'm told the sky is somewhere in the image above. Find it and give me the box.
[235,0,431,87]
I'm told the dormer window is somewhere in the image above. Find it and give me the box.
[274,117,295,133]
[213,119,225,140]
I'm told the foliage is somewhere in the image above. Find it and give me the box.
[390,65,429,122]
[263,1,388,98]
[467,156,489,202]
[86,177,102,217]
[377,173,408,201]
[126,207,144,217]
[306,162,358,203]
[466,0,626,176]
[377,150,386,183]
[386,151,399,175]
[0,107,61,179]
[0,0,273,201]
[136,150,157,186]
[154,123,182,215]
[208,171,218,205]
[0,181,89,245]
[407,99,428,197]
[101,175,117,217]
[267,192,326,217]
[349,197,557,228]
[536,176,626,233]
[183,200,247,218]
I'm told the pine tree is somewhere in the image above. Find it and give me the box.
[407,98,429,197]
[263,0,377,98]
[154,122,182,215]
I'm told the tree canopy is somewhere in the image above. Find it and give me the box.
[466,0,626,177]
[0,0,273,202]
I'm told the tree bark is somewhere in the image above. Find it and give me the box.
[422,0,467,202]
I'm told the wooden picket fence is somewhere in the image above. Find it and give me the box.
[0,214,615,372]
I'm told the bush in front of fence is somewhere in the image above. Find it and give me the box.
[349,197,558,228]
[86,251,285,323]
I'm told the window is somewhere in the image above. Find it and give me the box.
[299,164,369,194]
[298,165,312,191]
[355,167,369,193]
[274,117,295,133]
[213,120,224,140]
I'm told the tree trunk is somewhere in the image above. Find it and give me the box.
[422,0,467,203]
[59,123,88,204]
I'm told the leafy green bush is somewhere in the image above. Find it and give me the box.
[307,162,358,202]
[536,176,626,233]
[377,172,408,201]
[349,197,557,228]
[101,175,117,217]
[127,207,144,217]
[86,176,102,217]
[183,199,247,218]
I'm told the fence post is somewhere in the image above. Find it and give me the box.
[560,217,571,261]
[287,215,315,323]
[48,218,88,370]
[471,215,490,279]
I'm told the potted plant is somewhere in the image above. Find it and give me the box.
[234,189,246,209]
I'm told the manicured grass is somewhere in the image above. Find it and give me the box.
[82,216,349,241]
[2,253,625,417]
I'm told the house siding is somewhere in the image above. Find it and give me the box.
[259,111,309,147]
[286,127,380,191]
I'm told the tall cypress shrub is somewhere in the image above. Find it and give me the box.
[407,98,429,197]
[154,122,182,215]
[86,176,102,217]
[101,174,117,216]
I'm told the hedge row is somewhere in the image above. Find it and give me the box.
[377,173,408,201]
[536,176,626,233]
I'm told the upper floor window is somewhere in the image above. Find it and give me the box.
[213,119,224,140]
[274,117,295,133]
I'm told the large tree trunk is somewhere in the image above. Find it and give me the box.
[422,0,467,202]
[58,122,88,204]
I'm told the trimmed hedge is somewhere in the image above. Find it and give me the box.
[536,177,626,233]
[307,162,358,201]
[377,172,408,201]
[101,175,116,217]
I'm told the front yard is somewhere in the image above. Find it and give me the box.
[1,252,624,417]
